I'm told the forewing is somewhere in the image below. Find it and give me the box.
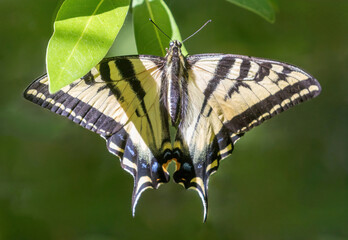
[173,54,321,220]
[24,56,172,214]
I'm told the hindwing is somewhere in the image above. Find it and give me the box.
[24,56,172,214]
[173,54,321,220]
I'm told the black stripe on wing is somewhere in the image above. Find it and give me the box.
[23,76,123,137]
[201,56,236,112]
[114,58,156,143]
[227,78,321,136]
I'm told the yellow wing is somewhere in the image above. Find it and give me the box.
[173,54,321,220]
[24,56,172,214]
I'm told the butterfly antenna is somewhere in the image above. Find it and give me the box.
[149,18,172,41]
[182,19,212,43]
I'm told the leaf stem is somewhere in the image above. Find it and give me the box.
[144,0,165,56]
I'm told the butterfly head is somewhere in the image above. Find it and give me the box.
[167,40,183,58]
[169,40,182,48]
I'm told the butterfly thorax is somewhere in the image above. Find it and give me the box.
[163,40,188,126]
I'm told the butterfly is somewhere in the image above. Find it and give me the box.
[24,38,321,221]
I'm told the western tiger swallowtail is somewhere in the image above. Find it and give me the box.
[24,26,321,221]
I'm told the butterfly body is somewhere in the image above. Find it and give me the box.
[162,40,188,126]
[24,40,321,221]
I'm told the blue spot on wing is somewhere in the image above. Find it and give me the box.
[183,162,192,171]
[151,162,159,173]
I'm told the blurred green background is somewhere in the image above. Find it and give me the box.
[1,0,347,239]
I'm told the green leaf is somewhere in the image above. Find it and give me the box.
[106,10,138,57]
[132,0,187,56]
[47,0,130,93]
[226,0,276,23]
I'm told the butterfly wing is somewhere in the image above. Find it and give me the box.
[173,54,321,220]
[24,56,172,214]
